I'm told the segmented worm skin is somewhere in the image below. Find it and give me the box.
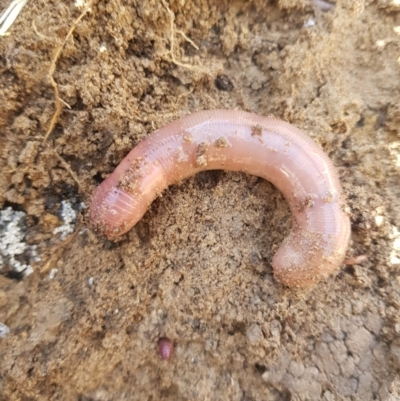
[158,337,174,360]
[89,110,351,287]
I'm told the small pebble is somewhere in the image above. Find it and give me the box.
[246,324,264,345]
[48,268,58,280]
[0,322,10,338]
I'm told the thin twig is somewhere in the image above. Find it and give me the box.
[43,3,91,143]
[0,0,28,36]
[53,150,82,190]
[160,0,208,73]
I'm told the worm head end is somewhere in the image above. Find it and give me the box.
[271,230,336,288]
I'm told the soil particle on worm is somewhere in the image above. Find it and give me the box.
[251,124,263,137]
[117,158,144,193]
[0,0,400,400]
[214,136,229,148]
[195,141,210,167]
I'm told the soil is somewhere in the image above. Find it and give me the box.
[1,0,400,400]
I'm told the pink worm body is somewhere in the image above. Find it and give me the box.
[89,110,350,287]
[158,337,174,360]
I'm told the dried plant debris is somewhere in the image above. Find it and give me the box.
[0,207,39,276]
[53,200,78,240]
[0,0,28,36]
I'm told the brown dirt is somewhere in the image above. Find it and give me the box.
[1,0,400,400]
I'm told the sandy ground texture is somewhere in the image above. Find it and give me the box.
[0,0,400,400]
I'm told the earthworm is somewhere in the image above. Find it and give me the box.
[158,337,174,360]
[89,110,351,288]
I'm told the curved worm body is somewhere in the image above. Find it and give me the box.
[89,110,350,287]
